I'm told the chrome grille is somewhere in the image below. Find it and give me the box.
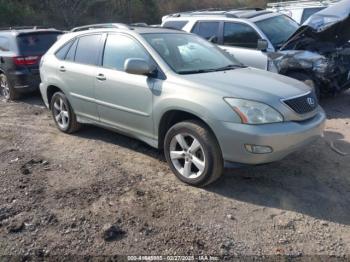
[283,92,318,114]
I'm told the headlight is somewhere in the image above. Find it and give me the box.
[224,98,283,124]
[313,58,329,74]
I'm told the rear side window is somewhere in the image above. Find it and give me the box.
[65,39,78,62]
[223,23,260,49]
[0,37,10,52]
[301,7,324,24]
[74,34,102,66]
[103,34,150,71]
[17,33,62,56]
[163,20,188,30]
[55,40,73,60]
[191,22,220,43]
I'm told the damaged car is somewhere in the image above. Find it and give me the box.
[162,0,350,97]
[271,0,350,96]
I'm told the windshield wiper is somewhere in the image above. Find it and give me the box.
[177,69,217,75]
[178,65,245,75]
[213,64,246,71]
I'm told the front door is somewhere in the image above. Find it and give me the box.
[94,33,156,139]
[219,22,268,70]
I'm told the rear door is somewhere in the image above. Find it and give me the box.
[219,22,268,69]
[56,34,103,121]
[191,21,221,44]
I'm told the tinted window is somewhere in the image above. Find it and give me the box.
[301,7,324,24]
[17,33,62,56]
[0,37,10,52]
[55,40,73,60]
[65,39,78,62]
[103,34,150,71]
[191,22,220,43]
[255,15,298,49]
[223,23,260,49]
[163,21,188,30]
[75,34,102,65]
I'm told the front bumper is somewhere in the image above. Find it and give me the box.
[214,108,326,165]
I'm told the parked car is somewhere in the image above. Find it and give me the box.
[39,24,325,187]
[267,0,338,24]
[162,0,350,97]
[0,26,63,100]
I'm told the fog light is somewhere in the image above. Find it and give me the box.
[245,144,273,154]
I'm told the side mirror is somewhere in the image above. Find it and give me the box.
[257,39,268,51]
[124,58,156,76]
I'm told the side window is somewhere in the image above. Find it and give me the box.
[65,39,78,62]
[163,21,188,30]
[55,40,73,60]
[75,34,102,66]
[191,22,220,43]
[223,23,260,49]
[0,37,10,52]
[103,34,150,71]
[301,7,324,24]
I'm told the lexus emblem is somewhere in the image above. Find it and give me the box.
[307,97,315,107]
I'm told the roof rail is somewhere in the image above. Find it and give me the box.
[71,23,130,32]
[165,8,269,19]
[267,0,339,9]
[167,11,239,18]
[0,26,57,31]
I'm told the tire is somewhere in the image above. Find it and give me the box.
[287,72,320,99]
[164,120,223,187]
[0,74,20,101]
[50,92,81,134]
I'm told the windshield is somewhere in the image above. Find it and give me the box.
[17,32,62,56]
[255,15,299,49]
[143,33,242,74]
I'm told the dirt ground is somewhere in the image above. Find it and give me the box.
[0,90,350,260]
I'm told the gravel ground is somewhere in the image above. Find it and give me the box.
[0,91,350,260]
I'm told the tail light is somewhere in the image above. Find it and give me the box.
[13,56,40,66]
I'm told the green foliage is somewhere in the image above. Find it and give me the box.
[0,0,268,29]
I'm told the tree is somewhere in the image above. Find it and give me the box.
[40,0,108,27]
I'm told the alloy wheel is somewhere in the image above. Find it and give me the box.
[169,133,206,179]
[53,97,70,130]
[0,75,10,100]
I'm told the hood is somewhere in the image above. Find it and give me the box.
[179,68,311,101]
[281,0,350,50]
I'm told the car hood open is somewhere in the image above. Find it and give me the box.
[281,0,350,50]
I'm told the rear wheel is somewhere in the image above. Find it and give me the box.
[0,74,20,101]
[50,92,81,134]
[287,72,320,99]
[164,120,223,187]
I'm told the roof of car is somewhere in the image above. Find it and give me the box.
[70,23,187,35]
[0,27,62,36]
[163,8,273,20]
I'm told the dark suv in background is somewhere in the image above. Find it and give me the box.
[0,27,63,100]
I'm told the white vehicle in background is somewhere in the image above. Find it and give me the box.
[161,0,350,97]
[267,0,339,24]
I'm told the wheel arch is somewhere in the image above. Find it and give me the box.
[46,85,66,109]
[157,109,220,151]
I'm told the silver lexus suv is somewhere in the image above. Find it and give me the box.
[39,24,326,187]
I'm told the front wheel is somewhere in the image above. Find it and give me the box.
[164,120,223,187]
[50,92,81,134]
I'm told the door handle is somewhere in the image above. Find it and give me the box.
[59,66,66,72]
[96,74,106,81]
